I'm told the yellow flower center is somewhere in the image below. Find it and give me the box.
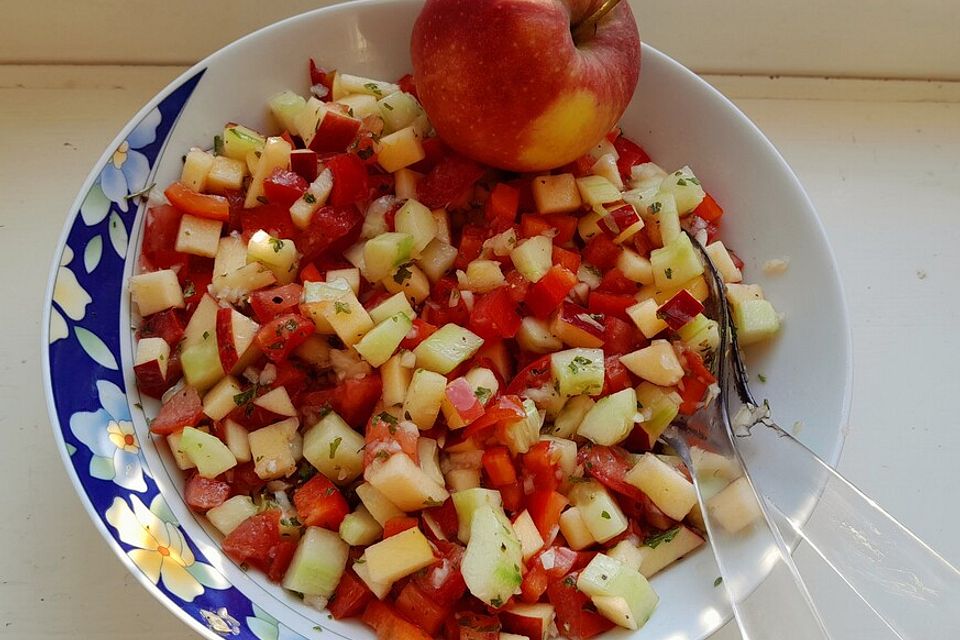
[112,141,129,168]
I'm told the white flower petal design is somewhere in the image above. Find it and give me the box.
[49,308,69,343]
[53,246,92,322]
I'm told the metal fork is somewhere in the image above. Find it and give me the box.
[667,232,960,638]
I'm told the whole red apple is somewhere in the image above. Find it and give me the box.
[411,0,640,172]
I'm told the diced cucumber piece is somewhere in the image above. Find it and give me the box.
[501,398,542,455]
[658,166,705,215]
[577,554,659,629]
[339,505,383,546]
[649,233,704,290]
[577,387,637,446]
[268,90,307,133]
[179,427,237,479]
[355,313,413,367]
[576,175,622,206]
[510,235,553,283]
[206,496,258,536]
[635,382,681,445]
[364,232,415,282]
[282,526,349,597]
[452,487,503,543]
[180,336,224,391]
[413,324,484,374]
[643,192,681,245]
[732,299,781,346]
[551,348,604,397]
[403,368,447,429]
[676,313,720,358]
[378,91,425,134]
[369,292,415,325]
[462,503,523,608]
[568,480,629,543]
[302,411,365,485]
[222,124,265,161]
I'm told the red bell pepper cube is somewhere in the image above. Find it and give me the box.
[482,446,518,487]
[613,135,651,182]
[547,572,616,639]
[309,59,335,99]
[164,181,229,221]
[588,291,635,321]
[485,182,520,230]
[526,489,568,544]
[602,316,642,358]
[552,245,581,273]
[296,204,364,265]
[293,474,349,530]
[328,569,375,619]
[361,601,433,640]
[582,233,621,270]
[596,267,638,294]
[462,395,527,440]
[395,582,450,636]
[692,193,724,222]
[383,516,420,538]
[469,287,522,340]
[525,265,578,319]
[240,203,299,242]
[679,374,710,415]
[399,318,438,350]
[602,354,635,394]
[326,153,369,207]
[417,152,485,209]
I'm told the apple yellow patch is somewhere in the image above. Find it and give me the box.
[519,91,601,169]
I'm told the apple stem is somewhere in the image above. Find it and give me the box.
[572,0,624,42]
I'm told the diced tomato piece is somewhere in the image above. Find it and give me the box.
[502,270,530,304]
[462,395,527,440]
[520,546,579,603]
[364,410,419,467]
[184,473,231,513]
[692,193,724,222]
[578,445,647,502]
[679,374,710,415]
[412,541,467,606]
[141,205,187,270]
[548,573,616,639]
[525,265,577,319]
[325,153,369,207]
[298,262,324,283]
[164,182,229,221]
[177,257,213,310]
[309,59,335,98]
[261,168,308,208]
[602,316,641,357]
[137,308,185,346]
[602,355,635,395]
[657,288,705,330]
[423,498,460,542]
[552,245,581,274]
[265,539,297,583]
[485,182,519,230]
[255,313,315,362]
[588,291,634,321]
[519,214,578,245]
[249,284,304,324]
[225,462,266,496]
[595,268,636,294]
[613,135,651,182]
[338,373,383,427]
[222,510,282,571]
[149,386,204,435]
[427,276,471,325]
[396,582,450,636]
[293,474,349,530]
[519,213,552,238]
[399,318,438,350]
[454,224,489,270]
[482,446,517,487]
[329,569,376,619]
[240,203,299,242]
[469,287,522,340]
[367,172,395,201]
[684,350,716,385]
[500,482,525,514]
[410,136,449,173]
[452,612,501,640]
[417,153,485,209]
[526,489,568,544]
[582,233,621,270]
[384,516,419,538]
[523,441,563,493]
[504,355,553,395]
[397,73,418,98]
[362,600,433,640]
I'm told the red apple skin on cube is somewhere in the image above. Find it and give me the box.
[216,307,259,373]
[290,149,319,182]
[309,110,362,153]
[551,302,605,348]
[134,360,167,399]
[443,377,486,428]
[501,603,555,640]
[412,0,641,171]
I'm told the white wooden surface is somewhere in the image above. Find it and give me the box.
[2,64,959,638]
[2,0,960,80]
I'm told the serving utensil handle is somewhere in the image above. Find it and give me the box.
[741,419,960,638]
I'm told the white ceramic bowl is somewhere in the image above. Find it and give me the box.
[42,1,852,638]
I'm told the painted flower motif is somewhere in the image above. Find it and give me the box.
[247,604,311,640]
[50,246,92,343]
[70,380,145,492]
[201,607,241,636]
[105,494,228,602]
[100,107,161,211]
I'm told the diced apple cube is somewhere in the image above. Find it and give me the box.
[549,394,594,438]
[247,230,298,285]
[175,214,222,258]
[365,527,436,584]
[592,153,624,190]
[366,452,449,512]
[417,239,458,283]
[180,148,215,192]
[301,278,351,334]
[576,175,622,207]
[382,262,431,305]
[629,162,668,191]
[289,168,333,230]
[549,302,605,348]
[532,173,582,214]
[568,480,628,543]
[382,351,415,407]
[135,336,170,379]
[322,288,375,347]
[617,248,655,285]
[376,126,425,172]
[625,453,697,521]
[355,482,405,526]
[166,430,195,470]
[353,554,393,599]
[129,270,184,317]
[607,540,645,572]
[512,510,545,561]
[205,155,247,194]
[394,168,422,200]
[501,398,542,455]
[222,418,251,463]
[706,476,763,533]
[254,386,297,417]
[202,375,242,421]
[333,72,400,100]
[211,235,246,281]
[210,262,277,304]
[577,209,605,242]
[658,166,705,215]
[446,468,481,492]
[500,603,555,640]
[559,506,596,550]
[638,525,704,578]
[179,426,237,479]
[625,299,667,339]
[517,316,563,354]
[302,411,365,485]
[248,418,298,480]
[510,235,552,283]
[705,240,743,283]
[464,367,499,405]
[634,382,681,447]
[335,93,379,118]
[339,505,383,546]
[620,340,685,386]
[650,233,704,290]
[417,437,445,486]
[395,198,438,255]
[577,387,638,446]
[369,292,415,325]
[364,232,415,282]
[414,324,484,374]
[206,495,259,536]
[244,136,292,208]
[458,260,505,293]
[403,368,447,429]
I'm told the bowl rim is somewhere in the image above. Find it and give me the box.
[40,1,853,637]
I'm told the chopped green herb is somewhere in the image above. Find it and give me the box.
[648,201,662,214]
[393,263,413,285]
[490,596,503,608]
[182,281,196,298]
[256,195,269,205]
[269,237,284,253]
[664,267,673,280]
[568,355,593,374]
[474,386,492,403]
[676,178,687,186]
[280,516,301,528]
[124,182,156,201]
[328,436,342,459]
[233,387,256,406]
[645,526,680,549]
[382,102,394,111]
[363,82,384,97]
[202,330,210,341]
[758,373,767,383]
[600,510,611,520]
[334,301,351,315]
[357,146,374,160]
[422,497,444,507]
[375,450,391,462]
[313,625,323,632]
[714,576,723,587]
[303,192,317,204]
[377,412,399,427]
[213,135,224,156]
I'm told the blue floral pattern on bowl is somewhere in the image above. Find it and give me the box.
[41,68,318,640]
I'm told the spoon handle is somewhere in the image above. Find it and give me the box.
[740,419,960,638]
